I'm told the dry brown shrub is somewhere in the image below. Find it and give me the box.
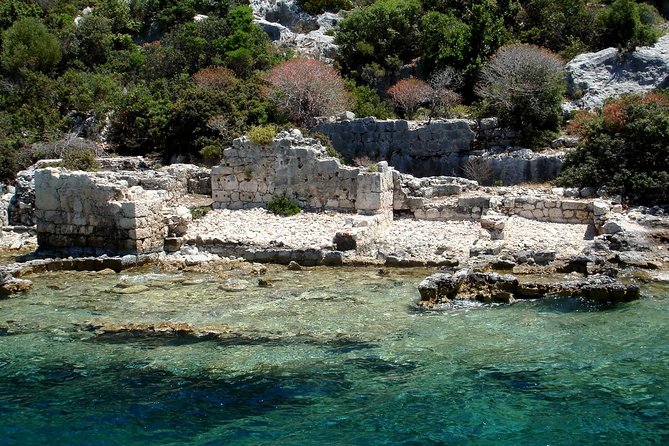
[193,66,238,90]
[463,157,494,185]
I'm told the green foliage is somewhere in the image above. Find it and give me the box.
[267,195,302,217]
[335,0,422,82]
[300,0,352,15]
[199,144,222,160]
[190,205,210,220]
[557,92,669,205]
[345,81,394,119]
[476,44,566,148]
[157,6,276,77]
[0,0,42,32]
[599,0,661,50]
[1,17,61,74]
[61,147,99,171]
[513,0,600,55]
[421,12,470,75]
[247,124,279,146]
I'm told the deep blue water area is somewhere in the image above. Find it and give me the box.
[1,267,667,445]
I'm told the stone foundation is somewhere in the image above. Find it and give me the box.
[35,169,167,255]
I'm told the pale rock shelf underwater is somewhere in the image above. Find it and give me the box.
[0,266,668,445]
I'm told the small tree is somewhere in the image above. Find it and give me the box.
[599,0,661,51]
[1,17,61,74]
[264,58,349,127]
[387,78,432,119]
[476,44,565,148]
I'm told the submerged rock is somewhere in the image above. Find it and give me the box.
[0,272,32,297]
[418,269,640,307]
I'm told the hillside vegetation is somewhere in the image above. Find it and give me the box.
[0,0,667,204]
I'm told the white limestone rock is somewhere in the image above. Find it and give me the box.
[565,34,669,111]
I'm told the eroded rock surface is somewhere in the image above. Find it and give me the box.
[566,34,669,110]
[418,269,640,307]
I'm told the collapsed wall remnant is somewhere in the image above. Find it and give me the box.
[35,168,167,255]
[315,117,563,182]
[211,129,393,216]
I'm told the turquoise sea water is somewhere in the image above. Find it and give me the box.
[0,266,668,445]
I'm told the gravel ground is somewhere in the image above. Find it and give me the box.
[502,216,594,257]
[186,209,594,261]
[186,208,353,249]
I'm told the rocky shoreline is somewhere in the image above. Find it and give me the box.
[1,129,668,306]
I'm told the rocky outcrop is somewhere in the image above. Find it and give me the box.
[566,34,669,110]
[7,168,36,226]
[251,1,341,60]
[417,269,640,307]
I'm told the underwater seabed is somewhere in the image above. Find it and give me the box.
[1,266,668,445]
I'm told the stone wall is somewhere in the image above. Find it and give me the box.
[315,117,563,183]
[211,130,393,215]
[4,160,211,231]
[35,168,167,255]
[411,193,595,225]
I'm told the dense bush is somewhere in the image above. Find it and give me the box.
[267,195,302,216]
[1,17,61,74]
[299,0,352,15]
[599,0,662,50]
[335,0,422,83]
[557,92,669,205]
[476,44,565,148]
[247,124,279,146]
[61,147,99,171]
[345,81,395,119]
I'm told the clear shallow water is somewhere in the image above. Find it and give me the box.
[0,266,668,446]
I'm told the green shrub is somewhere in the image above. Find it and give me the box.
[199,144,222,160]
[300,0,352,15]
[556,92,669,205]
[1,17,61,74]
[190,206,210,220]
[599,0,661,50]
[247,124,279,146]
[267,195,302,217]
[335,0,422,82]
[61,147,99,171]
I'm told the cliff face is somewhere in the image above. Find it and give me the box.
[566,34,669,111]
[250,0,340,60]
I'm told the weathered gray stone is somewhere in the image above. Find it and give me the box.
[418,270,640,307]
[566,35,669,110]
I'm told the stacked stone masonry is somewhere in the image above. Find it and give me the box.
[315,117,563,184]
[35,168,168,255]
[412,195,594,225]
[211,130,393,215]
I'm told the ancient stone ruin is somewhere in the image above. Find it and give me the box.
[33,163,210,256]
[35,169,167,255]
[211,129,393,216]
[315,117,563,183]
